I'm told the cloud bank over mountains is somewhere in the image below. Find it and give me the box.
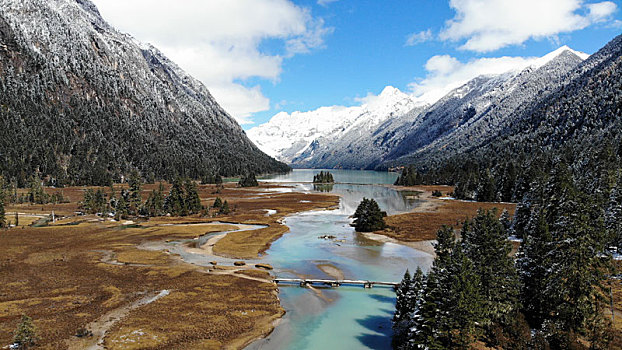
[92,0,332,124]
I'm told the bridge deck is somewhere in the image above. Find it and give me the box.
[274,278,398,288]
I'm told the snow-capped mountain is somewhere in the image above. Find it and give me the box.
[247,86,423,164]
[0,0,288,184]
[386,47,588,164]
[248,46,589,170]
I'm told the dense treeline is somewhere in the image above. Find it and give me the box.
[392,34,622,349]
[80,173,214,219]
[0,2,289,188]
[393,194,617,348]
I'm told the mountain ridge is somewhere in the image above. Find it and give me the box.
[0,0,289,185]
[249,46,589,170]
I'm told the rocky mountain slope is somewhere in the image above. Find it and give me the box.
[386,35,622,171]
[386,47,587,166]
[0,0,288,186]
[249,46,588,170]
[247,86,423,167]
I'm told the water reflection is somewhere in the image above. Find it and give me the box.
[313,183,334,192]
[262,169,399,185]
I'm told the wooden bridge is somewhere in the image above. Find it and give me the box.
[274,278,398,289]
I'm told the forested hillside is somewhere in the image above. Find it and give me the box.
[391,34,622,349]
[0,0,289,187]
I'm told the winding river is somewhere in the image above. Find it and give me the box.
[248,170,434,350]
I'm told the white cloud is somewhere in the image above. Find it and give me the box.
[405,29,433,46]
[587,1,618,22]
[440,0,618,52]
[409,54,542,103]
[91,0,331,124]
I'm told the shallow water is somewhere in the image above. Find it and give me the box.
[249,170,434,350]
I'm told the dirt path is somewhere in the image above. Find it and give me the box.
[66,290,170,350]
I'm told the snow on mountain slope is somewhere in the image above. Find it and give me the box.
[384,48,588,168]
[249,46,589,169]
[0,0,289,183]
[247,86,423,163]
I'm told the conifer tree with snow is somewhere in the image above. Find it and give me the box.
[406,226,454,349]
[0,183,6,229]
[605,174,622,253]
[517,206,552,327]
[498,208,512,233]
[511,181,543,239]
[393,269,412,348]
[541,165,609,340]
[461,209,520,328]
[516,163,612,345]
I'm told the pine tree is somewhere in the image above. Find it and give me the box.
[352,198,387,232]
[518,163,611,342]
[0,184,6,229]
[605,174,622,252]
[511,181,543,239]
[407,226,455,349]
[213,197,223,209]
[499,208,512,234]
[238,173,259,187]
[394,166,422,186]
[444,244,483,348]
[475,169,496,202]
[115,191,129,220]
[13,315,38,349]
[184,179,202,214]
[393,268,425,350]
[219,200,230,215]
[394,270,412,325]
[143,183,165,217]
[27,175,48,204]
[165,178,186,216]
[461,209,520,327]
[128,170,142,215]
[517,205,552,327]
[498,162,517,202]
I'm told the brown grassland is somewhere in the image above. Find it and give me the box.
[1,182,620,348]
[0,182,339,349]
[377,185,516,242]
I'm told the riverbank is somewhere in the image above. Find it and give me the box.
[371,185,516,249]
[0,182,339,349]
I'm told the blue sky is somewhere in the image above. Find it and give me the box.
[93,0,621,129]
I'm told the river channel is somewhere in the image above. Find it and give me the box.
[247,169,435,350]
